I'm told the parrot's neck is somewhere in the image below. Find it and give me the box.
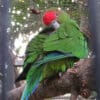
[51,21,60,30]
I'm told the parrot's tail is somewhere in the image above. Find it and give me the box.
[21,65,44,100]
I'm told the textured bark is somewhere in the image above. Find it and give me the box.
[8,58,95,100]
[0,0,15,99]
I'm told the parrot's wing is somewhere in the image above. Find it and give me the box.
[33,51,75,66]
[23,25,55,69]
[43,22,88,58]
[15,34,47,82]
[21,51,78,100]
[23,34,47,69]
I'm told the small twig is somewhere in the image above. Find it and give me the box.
[30,8,41,14]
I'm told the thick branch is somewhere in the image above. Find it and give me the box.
[8,58,94,100]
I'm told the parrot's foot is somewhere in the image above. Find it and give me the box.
[67,68,78,75]
[74,63,78,67]
[74,59,84,67]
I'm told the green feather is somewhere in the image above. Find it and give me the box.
[23,34,47,69]
[26,52,78,82]
[26,34,47,54]
[21,66,44,100]
[43,19,88,58]
[41,57,77,80]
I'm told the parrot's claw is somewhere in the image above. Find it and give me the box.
[74,62,81,68]
[67,68,78,75]
[74,59,84,67]
[58,72,62,77]
[74,63,78,67]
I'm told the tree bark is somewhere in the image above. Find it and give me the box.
[8,58,95,100]
[0,0,15,99]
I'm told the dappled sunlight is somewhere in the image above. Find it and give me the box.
[13,28,42,56]
[11,21,15,26]
[18,0,25,3]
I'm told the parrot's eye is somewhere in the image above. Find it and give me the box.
[51,20,60,29]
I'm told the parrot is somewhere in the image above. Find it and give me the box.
[15,8,89,100]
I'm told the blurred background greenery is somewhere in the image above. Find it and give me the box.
[9,0,88,56]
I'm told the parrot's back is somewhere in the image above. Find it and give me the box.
[43,19,88,59]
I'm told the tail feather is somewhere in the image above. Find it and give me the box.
[21,82,39,100]
[21,65,44,100]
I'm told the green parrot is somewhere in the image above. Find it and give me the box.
[16,8,89,100]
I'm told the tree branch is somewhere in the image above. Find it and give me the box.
[7,58,94,100]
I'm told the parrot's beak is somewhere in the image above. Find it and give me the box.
[50,20,60,29]
[39,21,60,35]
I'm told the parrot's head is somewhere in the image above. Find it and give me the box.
[42,8,70,28]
